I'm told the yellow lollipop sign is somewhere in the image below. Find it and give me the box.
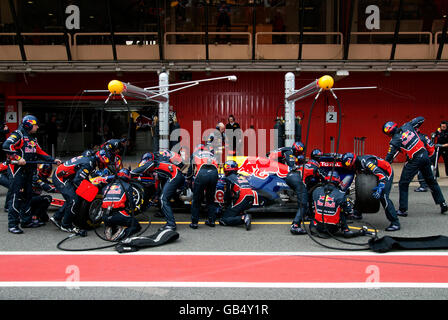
[108,80,125,95]
[317,75,334,90]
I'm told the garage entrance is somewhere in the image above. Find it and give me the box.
[21,100,158,157]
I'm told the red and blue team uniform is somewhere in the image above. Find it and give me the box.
[385,116,446,213]
[220,172,256,226]
[2,126,54,229]
[355,155,400,227]
[101,179,141,239]
[187,149,219,226]
[131,156,184,230]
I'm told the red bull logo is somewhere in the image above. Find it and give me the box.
[238,156,289,179]
[401,131,410,140]
[317,195,336,208]
[106,184,122,195]
[135,115,153,130]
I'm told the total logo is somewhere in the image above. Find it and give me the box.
[319,161,342,167]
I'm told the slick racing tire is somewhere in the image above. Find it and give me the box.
[130,181,146,213]
[354,173,380,214]
[74,197,104,230]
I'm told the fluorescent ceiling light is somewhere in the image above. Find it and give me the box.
[336,70,349,76]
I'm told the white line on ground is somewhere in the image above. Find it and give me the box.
[0,281,448,289]
[1,251,448,256]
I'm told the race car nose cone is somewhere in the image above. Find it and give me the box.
[318,75,334,90]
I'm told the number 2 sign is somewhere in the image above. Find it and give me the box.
[326,111,337,123]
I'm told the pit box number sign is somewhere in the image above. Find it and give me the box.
[326,111,337,123]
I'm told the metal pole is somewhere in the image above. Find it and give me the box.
[284,72,296,147]
[343,0,354,60]
[437,15,448,60]
[59,0,72,61]
[251,1,256,60]
[205,1,209,61]
[356,137,360,155]
[298,0,304,60]
[361,137,366,155]
[157,0,164,61]
[390,0,403,61]
[106,0,117,61]
[159,72,170,151]
[8,0,26,61]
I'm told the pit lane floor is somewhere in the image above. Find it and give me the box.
[1,183,448,302]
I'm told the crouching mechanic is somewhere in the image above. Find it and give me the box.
[51,149,111,233]
[310,171,357,238]
[219,160,254,230]
[300,149,325,220]
[102,168,141,241]
[341,152,400,231]
[30,163,56,224]
[2,115,61,234]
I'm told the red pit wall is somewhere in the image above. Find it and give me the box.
[171,71,447,162]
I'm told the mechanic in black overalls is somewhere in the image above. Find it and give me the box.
[414,128,436,192]
[101,138,128,172]
[285,150,309,236]
[187,144,219,229]
[300,149,325,220]
[51,149,111,233]
[102,168,141,241]
[2,115,60,234]
[433,121,448,177]
[383,117,447,216]
[219,160,254,230]
[131,151,185,231]
[157,149,185,170]
[0,161,12,212]
[341,152,400,231]
[267,141,304,167]
[30,163,56,224]
[310,171,356,238]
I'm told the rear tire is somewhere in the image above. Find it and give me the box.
[354,173,380,213]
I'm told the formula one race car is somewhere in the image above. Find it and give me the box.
[50,153,380,229]
[207,154,380,215]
